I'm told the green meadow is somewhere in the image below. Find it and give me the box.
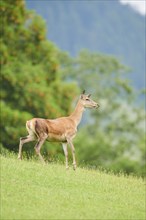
[1,155,145,220]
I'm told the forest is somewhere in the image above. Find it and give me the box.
[0,0,145,177]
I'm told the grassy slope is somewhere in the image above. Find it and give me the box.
[1,155,145,220]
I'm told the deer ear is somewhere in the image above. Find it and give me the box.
[88,94,91,97]
[82,90,86,94]
[80,94,84,99]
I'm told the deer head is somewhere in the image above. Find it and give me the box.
[80,90,100,109]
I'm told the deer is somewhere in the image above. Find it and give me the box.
[18,90,100,170]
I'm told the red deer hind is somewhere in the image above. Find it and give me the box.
[18,90,100,170]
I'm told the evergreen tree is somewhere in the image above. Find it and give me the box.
[0,0,78,152]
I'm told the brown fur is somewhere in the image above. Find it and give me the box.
[18,92,99,169]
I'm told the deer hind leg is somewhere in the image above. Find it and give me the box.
[18,135,35,160]
[67,139,76,170]
[62,143,69,170]
[34,137,46,163]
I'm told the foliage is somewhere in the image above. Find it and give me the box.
[1,155,145,220]
[0,0,145,177]
[0,0,78,151]
[61,50,145,177]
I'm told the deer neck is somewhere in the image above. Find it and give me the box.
[70,100,85,127]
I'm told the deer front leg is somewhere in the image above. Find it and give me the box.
[62,143,69,170]
[67,139,76,170]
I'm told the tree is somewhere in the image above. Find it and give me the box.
[61,50,145,176]
[0,0,78,154]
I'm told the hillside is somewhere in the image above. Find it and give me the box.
[1,155,145,220]
[26,0,145,89]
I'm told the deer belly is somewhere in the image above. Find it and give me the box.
[47,133,66,142]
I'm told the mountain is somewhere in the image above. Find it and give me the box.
[26,0,145,90]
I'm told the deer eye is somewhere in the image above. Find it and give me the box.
[86,98,90,101]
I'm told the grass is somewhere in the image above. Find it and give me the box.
[0,155,145,220]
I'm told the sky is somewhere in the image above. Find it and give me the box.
[120,0,146,16]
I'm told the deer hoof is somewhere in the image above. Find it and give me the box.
[73,164,76,171]
[18,155,22,160]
